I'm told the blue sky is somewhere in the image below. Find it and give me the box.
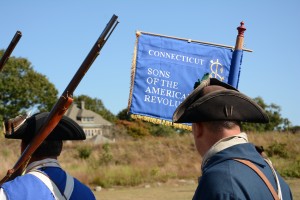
[1,1,299,126]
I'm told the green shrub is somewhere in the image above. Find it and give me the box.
[115,119,151,138]
[92,166,144,188]
[99,143,113,165]
[77,146,92,159]
[149,125,176,137]
[127,123,150,138]
[265,142,289,158]
[150,167,160,177]
[279,160,300,178]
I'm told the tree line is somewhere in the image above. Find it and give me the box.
[0,50,299,137]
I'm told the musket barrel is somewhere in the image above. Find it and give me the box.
[0,31,22,71]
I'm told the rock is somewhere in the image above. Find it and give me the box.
[94,186,102,192]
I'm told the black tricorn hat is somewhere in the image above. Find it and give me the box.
[172,78,269,123]
[3,112,86,141]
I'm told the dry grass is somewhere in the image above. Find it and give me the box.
[95,180,196,200]
[0,132,299,198]
[60,134,201,187]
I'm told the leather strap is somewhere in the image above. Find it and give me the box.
[234,159,280,200]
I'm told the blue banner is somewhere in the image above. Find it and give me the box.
[128,32,242,124]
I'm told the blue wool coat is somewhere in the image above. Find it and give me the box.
[1,167,95,200]
[193,143,293,200]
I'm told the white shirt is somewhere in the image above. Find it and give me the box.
[0,188,8,200]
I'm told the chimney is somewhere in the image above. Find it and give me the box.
[81,101,85,110]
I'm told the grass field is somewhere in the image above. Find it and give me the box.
[96,178,300,200]
[0,132,299,199]
[97,181,195,200]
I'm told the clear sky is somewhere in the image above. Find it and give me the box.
[1,1,299,126]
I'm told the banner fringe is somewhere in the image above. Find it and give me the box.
[130,114,192,131]
[127,33,139,113]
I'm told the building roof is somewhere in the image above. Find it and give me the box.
[65,101,112,127]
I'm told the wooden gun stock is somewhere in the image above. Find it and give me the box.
[0,31,22,71]
[0,14,118,185]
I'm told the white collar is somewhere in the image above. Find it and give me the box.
[25,158,61,173]
[201,132,248,171]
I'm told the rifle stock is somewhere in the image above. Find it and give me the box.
[0,31,22,71]
[0,14,119,185]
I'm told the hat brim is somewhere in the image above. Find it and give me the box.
[173,78,269,123]
[4,112,86,141]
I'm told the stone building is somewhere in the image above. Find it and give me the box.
[64,101,113,140]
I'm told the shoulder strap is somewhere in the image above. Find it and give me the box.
[63,172,74,199]
[234,159,280,200]
[29,170,75,200]
[29,171,66,200]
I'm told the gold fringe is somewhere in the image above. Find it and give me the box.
[127,32,140,113]
[131,114,192,131]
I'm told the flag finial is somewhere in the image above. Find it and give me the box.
[237,21,246,37]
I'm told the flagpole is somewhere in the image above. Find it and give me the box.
[139,30,252,52]
[235,21,247,50]
[228,21,249,88]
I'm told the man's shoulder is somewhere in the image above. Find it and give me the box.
[2,173,38,186]
[72,177,96,199]
[200,159,235,186]
[200,157,262,190]
[42,168,95,199]
[2,173,52,192]
[1,174,55,200]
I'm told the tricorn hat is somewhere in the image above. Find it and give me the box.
[3,112,86,141]
[172,78,269,123]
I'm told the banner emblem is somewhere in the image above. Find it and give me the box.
[210,59,225,81]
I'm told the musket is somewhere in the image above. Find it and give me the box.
[0,31,22,71]
[0,14,119,185]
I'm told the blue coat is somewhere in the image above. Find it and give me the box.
[1,167,95,200]
[193,143,293,200]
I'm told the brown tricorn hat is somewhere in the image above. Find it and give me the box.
[3,112,86,141]
[172,78,269,123]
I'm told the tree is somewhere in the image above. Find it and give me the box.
[0,51,58,122]
[291,126,300,134]
[117,108,132,121]
[116,108,190,137]
[74,95,116,122]
[242,96,291,132]
[282,118,292,132]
